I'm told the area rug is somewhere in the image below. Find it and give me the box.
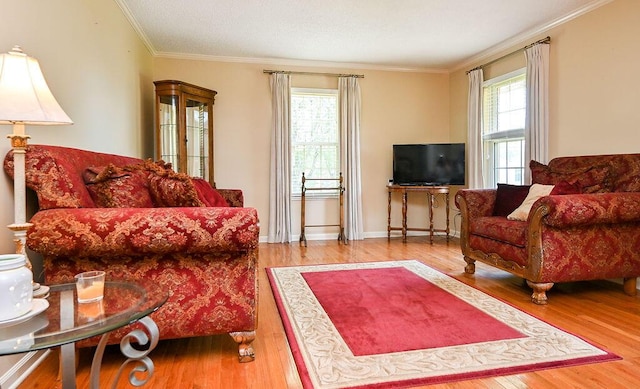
[266,260,620,389]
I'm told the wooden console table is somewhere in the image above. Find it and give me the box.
[387,184,450,244]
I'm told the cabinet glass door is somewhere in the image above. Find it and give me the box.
[185,98,209,180]
[158,95,179,169]
[154,80,216,184]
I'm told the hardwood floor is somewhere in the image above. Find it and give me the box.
[17,237,640,388]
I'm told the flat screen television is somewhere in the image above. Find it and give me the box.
[392,143,466,186]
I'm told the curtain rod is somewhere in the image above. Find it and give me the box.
[263,69,364,78]
[466,36,551,74]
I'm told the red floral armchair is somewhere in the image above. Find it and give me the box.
[3,145,259,361]
[456,153,640,304]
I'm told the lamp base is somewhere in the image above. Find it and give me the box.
[7,222,49,298]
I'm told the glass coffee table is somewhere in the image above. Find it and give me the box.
[0,280,168,389]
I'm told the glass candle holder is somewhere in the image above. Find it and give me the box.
[74,271,105,303]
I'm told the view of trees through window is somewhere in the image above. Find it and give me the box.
[291,89,339,196]
[482,70,526,187]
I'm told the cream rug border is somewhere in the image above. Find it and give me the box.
[270,260,610,389]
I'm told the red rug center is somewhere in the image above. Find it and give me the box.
[302,267,526,356]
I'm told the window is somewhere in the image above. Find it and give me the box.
[482,69,526,187]
[291,88,339,196]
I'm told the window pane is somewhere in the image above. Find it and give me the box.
[496,142,506,167]
[482,71,526,187]
[291,90,339,196]
[507,141,523,168]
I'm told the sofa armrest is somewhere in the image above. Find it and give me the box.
[455,189,497,218]
[27,207,259,258]
[532,192,640,228]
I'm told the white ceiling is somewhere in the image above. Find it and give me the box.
[116,0,607,72]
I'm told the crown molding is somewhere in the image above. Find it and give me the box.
[451,0,613,73]
[154,51,449,74]
[114,0,157,56]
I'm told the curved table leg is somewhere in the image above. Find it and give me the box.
[89,316,160,389]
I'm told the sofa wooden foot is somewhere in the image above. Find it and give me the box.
[230,331,256,362]
[526,281,554,305]
[623,277,638,296]
[463,256,475,274]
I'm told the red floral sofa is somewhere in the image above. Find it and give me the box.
[3,145,259,362]
[455,153,640,304]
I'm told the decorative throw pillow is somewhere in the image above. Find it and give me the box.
[530,160,611,193]
[492,184,531,217]
[192,178,229,207]
[507,184,555,221]
[122,159,173,176]
[147,169,204,207]
[83,164,154,208]
[550,180,581,195]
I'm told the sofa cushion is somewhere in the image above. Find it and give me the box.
[530,160,611,193]
[492,184,531,217]
[507,184,554,221]
[5,145,143,209]
[470,216,527,248]
[610,157,640,192]
[83,164,154,208]
[549,180,581,195]
[469,234,528,267]
[544,153,640,192]
[148,170,205,207]
[114,159,206,208]
[192,178,229,207]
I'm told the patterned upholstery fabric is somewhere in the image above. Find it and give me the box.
[83,164,155,208]
[547,153,640,192]
[3,145,260,359]
[455,153,640,304]
[469,217,527,248]
[530,160,612,193]
[217,188,244,208]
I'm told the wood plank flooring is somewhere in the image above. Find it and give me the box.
[17,237,640,388]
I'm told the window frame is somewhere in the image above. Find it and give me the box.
[290,87,340,199]
[482,68,526,187]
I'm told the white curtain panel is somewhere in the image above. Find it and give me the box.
[267,73,292,243]
[524,43,550,183]
[467,69,484,189]
[339,77,364,241]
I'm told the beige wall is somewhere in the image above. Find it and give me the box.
[450,0,640,160]
[0,0,153,380]
[0,1,153,257]
[153,60,451,240]
[2,0,638,248]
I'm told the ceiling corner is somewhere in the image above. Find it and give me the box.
[113,0,157,56]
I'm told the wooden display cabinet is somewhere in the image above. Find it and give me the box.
[154,80,217,184]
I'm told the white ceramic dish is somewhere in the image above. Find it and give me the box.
[0,299,49,329]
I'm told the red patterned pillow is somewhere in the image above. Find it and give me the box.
[192,178,229,207]
[492,184,531,217]
[83,164,154,208]
[147,169,204,207]
[530,160,612,193]
[550,180,581,195]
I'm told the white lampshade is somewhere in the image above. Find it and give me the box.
[0,46,73,125]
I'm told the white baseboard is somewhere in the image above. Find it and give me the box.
[0,350,50,389]
[258,229,461,243]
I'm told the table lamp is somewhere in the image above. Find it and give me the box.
[0,46,73,297]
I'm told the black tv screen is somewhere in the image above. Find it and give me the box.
[393,143,465,185]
